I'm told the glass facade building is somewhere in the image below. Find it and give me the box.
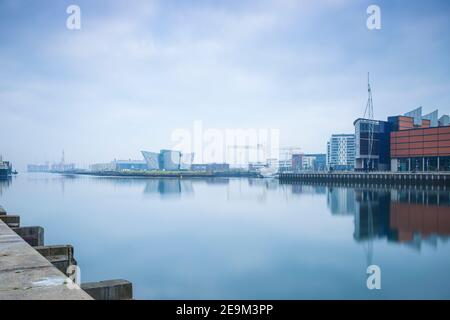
[354,118,392,171]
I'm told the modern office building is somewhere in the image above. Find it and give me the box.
[354,119,392,171]
[142,150,195,171]
[159,150,182,170]
[180,153,194,170]
[141,151,161,170]
[291,154,303,172]
[389,108,450,172]
[326,134,355,171]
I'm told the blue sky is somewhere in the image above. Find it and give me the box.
[1,0,449,169]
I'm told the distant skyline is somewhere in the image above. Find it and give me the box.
[1,0,450,170]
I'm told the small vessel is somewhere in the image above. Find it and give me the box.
[258,166,278,178]
[0,155,13,179]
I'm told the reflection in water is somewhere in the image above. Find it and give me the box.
[390,189,450,247]
[144,179,194,198]
[0,178,12,195]
[327,187,355,215]
[324,184,450,249]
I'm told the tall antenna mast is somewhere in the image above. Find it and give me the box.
[363,73,374,171]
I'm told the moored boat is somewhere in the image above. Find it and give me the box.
[0,156,12,179]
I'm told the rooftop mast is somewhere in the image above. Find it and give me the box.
[363,73,375,171]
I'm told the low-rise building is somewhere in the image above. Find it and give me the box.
[389,108,450,172]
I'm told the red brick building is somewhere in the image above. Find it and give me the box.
[389,119,450,172]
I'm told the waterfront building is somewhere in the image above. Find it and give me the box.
[389,108,450,172]
[248,162,267,171]
[141,151,160,170]
[114,160,148,171]
[191,163,230,172]
[51,163,76,172]
[302,154,327,171]
[390,125,450,172]
[354,119,392,171]
[142,150,195,171]
[326,134,355,171]
[159,150,182,170]
[292,154,303,172]
[89,162,115,172]
[180,153,194,170]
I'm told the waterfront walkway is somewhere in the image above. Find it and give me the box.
[0,215,91,300]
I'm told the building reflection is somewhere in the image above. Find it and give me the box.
[353,188,450,248]
[389,189,450,244]
[327,187,355,215]
[321,182,450,248]
[144,179,194,197]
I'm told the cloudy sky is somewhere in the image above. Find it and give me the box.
[1,0,449,170]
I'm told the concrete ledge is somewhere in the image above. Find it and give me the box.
[12,226,44,247]
[81,279,133,300]
[0,219,92,300]
[35,245,76,275]
[0,215,20,228]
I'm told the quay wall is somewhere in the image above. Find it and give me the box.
[279,172,450,186]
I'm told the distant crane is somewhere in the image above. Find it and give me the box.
[278,147,302,172]
[227,144,265,166]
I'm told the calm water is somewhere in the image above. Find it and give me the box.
[1,173,450,299]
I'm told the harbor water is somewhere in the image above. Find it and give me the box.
[1,173,450,299]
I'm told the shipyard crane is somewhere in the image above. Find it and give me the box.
[227,144,266,166]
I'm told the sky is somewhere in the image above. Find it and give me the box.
[1,0,450,170]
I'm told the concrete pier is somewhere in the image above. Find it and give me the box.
[35,245,76,275]
[0,206,134,300]
[0,215,20,228]
[279,172,450,186]
[81,279,133,300]
[0,219,92,300]
[13,226,44,247]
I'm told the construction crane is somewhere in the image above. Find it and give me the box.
[227,144,266,166]
[278,147,302,172]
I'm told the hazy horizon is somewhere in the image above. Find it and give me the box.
[1,0,450,171]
